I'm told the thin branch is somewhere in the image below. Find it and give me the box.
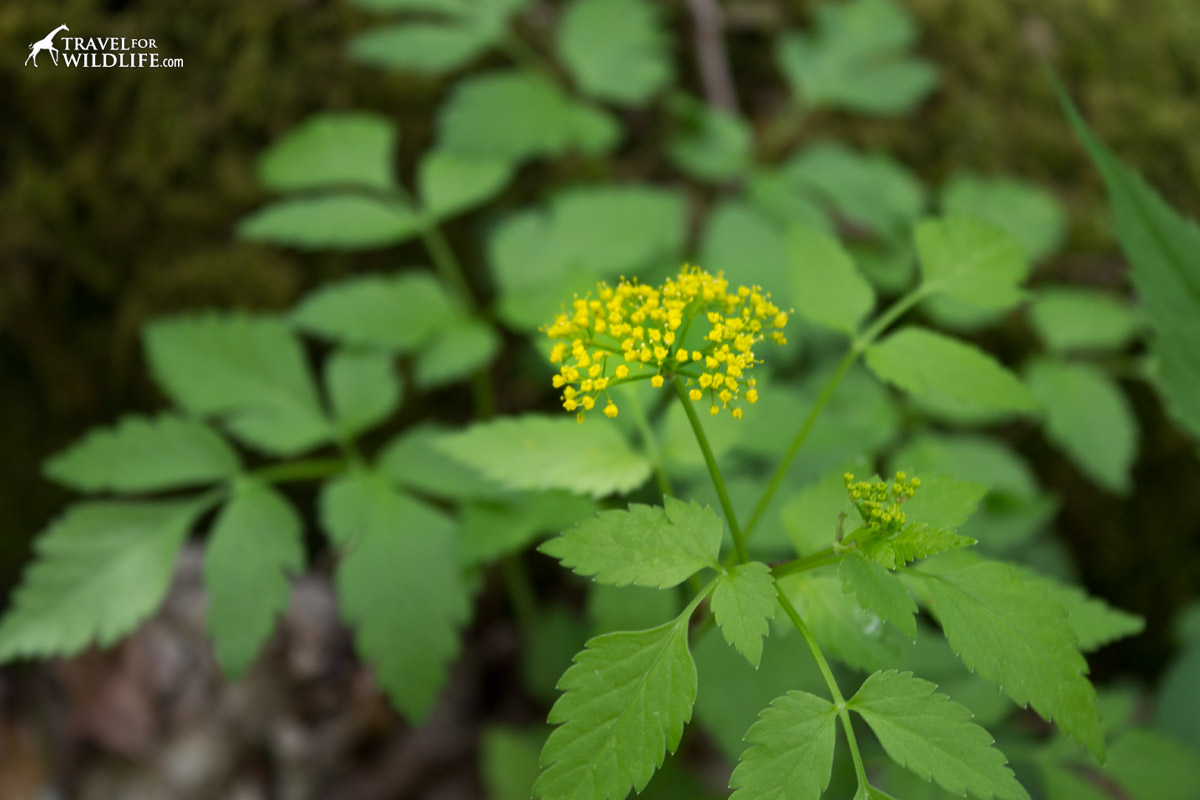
[685,0,740,113]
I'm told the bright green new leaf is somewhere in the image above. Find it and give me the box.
[557,0,672,106]
[848,670,1029,800]
[911,559,1105,759]
[774,0,938,116]
[237,194,422,250]
[414,318,499,388]
[788,224,875,335]
[1029,287,1142,353]
[204,480,304,677]
[1026,359,1138,494]
[862,524,976,570]
[539,497,722,588]
[728,690,838,800]
[1059,84,1200,443]
[841,554,918,638]
[461,491,597,565]
[666,94,753,183]
[533,614,696,799]
[438,70,617,162]
[349,23,493,75]
[376,424,510,501]
[320,471,469,722]
[292,273,458,353]
[866,327,1037,415]
[256,112,396,192]
[143,314,330,456]
[417,150,514,220]
[436,415,652,498]
[711,562,776,668]
[0,497,212,661]
[939,172,1067,262]
[902,474,989,530]
[324,349,403,438]
[44,415,240,493]
[916,217,1031,311]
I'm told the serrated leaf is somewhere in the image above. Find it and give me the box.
[1028,287,1142,353]
[257,112,396,192]
[0,497,211,661]
[728,690,838,800]
[916,217,1031,312]
[413,318,499,388]
[143,314,329,456]
[711,562,776,668]
[940,173,1067,262]
[417,150,514,220]
[1026,359,1138,494]
[44,415,240,493]
[866,327,1037,415]
[911,559,1105,760]
[841,554,918,638]
[204,480,304,677]
[781,574,907,671]
[558,0,672,106]
[788,224,875,335]
[237,194,422,250]
[349,22,493,75]
[324,349,403,438]
[902,474,989,530]
[319,471,469,722]
[774,0,938,116]
[539,497,721,588]
[1059,82,1200,443]
[1018,570,1145,652]
[436,415,651,498]
[292,273,459,353]
[862,523,976,570]
[848,670,1029,800]
[533,614,696,799]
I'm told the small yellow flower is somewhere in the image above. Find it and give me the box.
[651,375,664,388]
[689,389,702,401]
[604,403,619,418]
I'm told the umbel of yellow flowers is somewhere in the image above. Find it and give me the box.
[543,266,788,422]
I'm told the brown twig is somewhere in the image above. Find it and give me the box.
[685,0,740,113]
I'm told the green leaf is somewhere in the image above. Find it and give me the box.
[349,22,493,75]
[866,327,1037,415]
[204,480,304,677]
[523,604,589,704]
[377,424,510,501]
[711,562,776,668]
[413,318,499,388]
[533,614,696,799]
[438,70,617,162]
[774,0,938,116]
[890,435,1038,498]
[666,94,753,183]
[237,194,422,250]
[781,574,908,671]
[1029,287,1143,353]
[848,670,1029,800]
[436,415,652,498]
[788,225,875,335]
[557,0,672,106]
[539,497,722,588]
[861,524,976,570]
[461,491,596,565]
[324,349,403,439]
[781,469,855,556]
[292,273,459,353]
[0,497,211,661]
[939,172,1067,262]
[696,201,791,306]
[143,314,330,456]
[728,690,839,800]
[1019,570,1145,652]
[319,471,469,722]
[911,559,1105,760]
[915,217,1031,312]
[483,726,545,800]
[841,554,918,638]
[1026,359,1138,494]
[256,112,396,192]
[417,150,514,220]
[44,415,240,493]
[1059,83,1200,443]
[902,474,989,530]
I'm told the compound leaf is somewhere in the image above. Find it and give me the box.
[533,614,696,799]
[711,562,776,668]
[939,173,1067,262]
[44,415,240,493]
[324,349,403,439]
[349,22,493,76]
[916,216,1031,312]
[1028,287,1142,353]
[558,0,672,106]
[418,149,515,220]
[238,194,422,250]
[728,690,839,800]
[257,112,396,192]
[862,524,976,570]
[413,318,499,389]
[841,554,918,638]
[788,224,875,335]
[539,497,722,588]
[848,670,1029,800]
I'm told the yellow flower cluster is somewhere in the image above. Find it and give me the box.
[843,471,921,532]
[544,266,788,422]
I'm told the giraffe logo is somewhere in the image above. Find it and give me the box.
[25,24,69,67]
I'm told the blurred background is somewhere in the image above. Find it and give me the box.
[2,0,1199,797]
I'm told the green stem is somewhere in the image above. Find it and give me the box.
[776,586,870,793]
[672,376,749,563]
[771,548,842,578]
[857,285,929,346]
[625,384,672,497]
[252,457,348,484]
